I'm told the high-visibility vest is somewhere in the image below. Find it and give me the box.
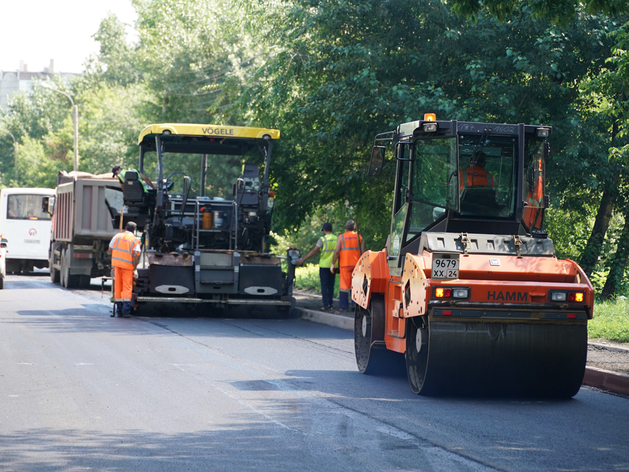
[319,233,338,269]
[459,166,495,189]
[110,231,140,270]
[523,157,544,229]
[339,231,362,268]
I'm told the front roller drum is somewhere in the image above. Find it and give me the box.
[355,295,404,375]
[405,316,588,398]
[355,295,387,374]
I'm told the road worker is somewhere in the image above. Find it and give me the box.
[331,220,365,311]
[459,152,496,190]
[523,151,544,230]
[112,165,156,191]
[109,221,141,317]
[296,222,339,311]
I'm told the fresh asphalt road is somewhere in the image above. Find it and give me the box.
[1,275,628,471]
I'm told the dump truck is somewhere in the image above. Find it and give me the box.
[47,171,122,288]
[352,115,594,397]
[113,123,296,313]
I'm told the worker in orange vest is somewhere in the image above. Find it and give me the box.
[109,221,141,317]
[331,220,365,311]
[459,153,496,190]
[523,151,544,230]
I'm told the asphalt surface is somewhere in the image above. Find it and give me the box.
[294,291,629,394]
[0,276,628,471]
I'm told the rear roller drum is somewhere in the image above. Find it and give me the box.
[355,295,391,375]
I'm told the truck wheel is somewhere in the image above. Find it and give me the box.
[79,275,91,289]
[50,265,59,284]
[405,316,430,395]
[60,249,67,287]
[354,294,390,375]
[50,243,60,284]
[61,249,80,289]
[0,276,4,289]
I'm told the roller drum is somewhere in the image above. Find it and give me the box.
[407,316,587,398]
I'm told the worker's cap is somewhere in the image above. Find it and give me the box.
[322,222,332,231]
[111,165,122,177]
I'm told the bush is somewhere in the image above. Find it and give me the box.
[294,263,340,297]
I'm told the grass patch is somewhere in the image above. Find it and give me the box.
[589,299,629,343]
[294,264,340,297]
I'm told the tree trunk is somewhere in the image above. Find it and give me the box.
[578,188,615,277]
[601,207,629,299]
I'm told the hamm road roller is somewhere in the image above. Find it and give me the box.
[352,115,594,397]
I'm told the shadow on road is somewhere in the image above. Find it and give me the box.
[0,425,349,471]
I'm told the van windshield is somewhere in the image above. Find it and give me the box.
[7,194,51,221]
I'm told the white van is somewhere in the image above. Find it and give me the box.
[0,188,54,273]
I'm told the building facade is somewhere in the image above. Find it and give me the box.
[0,60,79,111]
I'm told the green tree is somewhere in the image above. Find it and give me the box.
[215,0,621,251]
[447,0,629,24]
[10,135,59,188]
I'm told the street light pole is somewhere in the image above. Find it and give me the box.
[0,129,18,182]
[41,83,79,172]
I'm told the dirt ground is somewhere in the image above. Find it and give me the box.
[587,340,629,375]
[294,291,629,375]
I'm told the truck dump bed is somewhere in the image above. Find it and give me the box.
[49,171,122,289]
[53,174,120,242]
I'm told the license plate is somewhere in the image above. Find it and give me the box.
[432,253,460,280]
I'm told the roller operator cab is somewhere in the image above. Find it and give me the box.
[353,116,594,397]
[114,124,296,313]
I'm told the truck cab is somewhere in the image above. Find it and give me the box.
[375,118,550,275]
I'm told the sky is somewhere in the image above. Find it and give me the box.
[0,0,137,74]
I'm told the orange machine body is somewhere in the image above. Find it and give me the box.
[352,249,594,354]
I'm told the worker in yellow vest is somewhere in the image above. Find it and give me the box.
[112,165,156,191]
[331,220,364,311]
[296,222,338,311]
[109,221,141,317]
